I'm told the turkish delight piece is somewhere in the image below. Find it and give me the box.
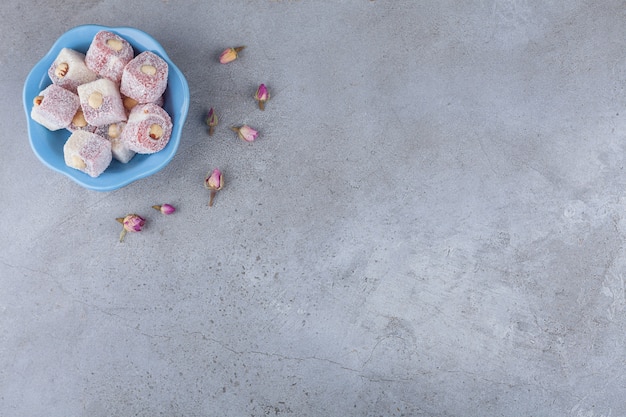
[121,103,172,154]
[77,78,127,126]
[47,48,98,94]
[120,51,168,104]
[85,30,134,83]
[63,131,112,177]
[31,84,80,131]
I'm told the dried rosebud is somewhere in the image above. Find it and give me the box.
[204,168,223,191]
[219,46,245,64]
[206,107,218,135]
[152,204,176,215]
[204,168,223,207]
[254,84,270,110]
[116,214,145,242]
[230,125,259,142]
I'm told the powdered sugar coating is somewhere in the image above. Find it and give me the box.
[121,103,172,154]
[31,84,80,131]
[85,31,134,83]
[63,131,112,177]
[120,51,168,104]
[48,48,98,94]
[77,78,127,126]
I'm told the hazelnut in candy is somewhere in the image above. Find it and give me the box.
[67,109,97,133]
[120,51,168,104]
[48,48,98,94]
[121,103,172,154]
[77,78,127,126]
[85,30,134,83]
[63,131,112,178]
[31,84,80,131]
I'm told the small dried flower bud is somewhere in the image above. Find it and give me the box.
[204,168,223,191]
[219,46,245,64]
[206,107,218,136]
[254,84,270,110]
[116,214,145,242]
[230,125,259,142]
[152,204,176,215]
[204,168,223,207]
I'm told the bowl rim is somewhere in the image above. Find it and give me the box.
[23,24,190,192]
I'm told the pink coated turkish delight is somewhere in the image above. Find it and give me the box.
[31,84,80,131]
[48,48,98,94]
[77,78,127,126]
[85,30,134,83]
[121,103,172,154]
[120,51,168,104]
[63,131,112,177]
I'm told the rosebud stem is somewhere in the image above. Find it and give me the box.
[259,101,265,111]
[209,126,215,136]
[209,190,217,207]
[119,229,127,242]
[234,46,246,53]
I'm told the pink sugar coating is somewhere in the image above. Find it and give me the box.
[48,49,98,94]
[81,95,127,126]
[63,131,112,177]
[77,79,127,126]
[85,31,134,83]
[121,103,172,154]
[120,51,168,104]
[31,84,80,131]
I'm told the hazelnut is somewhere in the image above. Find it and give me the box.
[33,95,44,106]
[123,96,138,111]
[55,62,69,78]
[88,92,103,109]
[108,124,121,139]
[148,124,163,140]
[72,110,88,127]
[71,155,86,170]
[140,65,157,75]
[106,38,124,51]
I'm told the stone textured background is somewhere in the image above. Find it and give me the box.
[2,1,626,416]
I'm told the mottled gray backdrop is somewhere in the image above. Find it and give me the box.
[2,1,626,416]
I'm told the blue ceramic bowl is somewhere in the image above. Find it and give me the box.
[23,25,189,191]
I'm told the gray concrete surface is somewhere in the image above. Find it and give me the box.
[2,1,626,416]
